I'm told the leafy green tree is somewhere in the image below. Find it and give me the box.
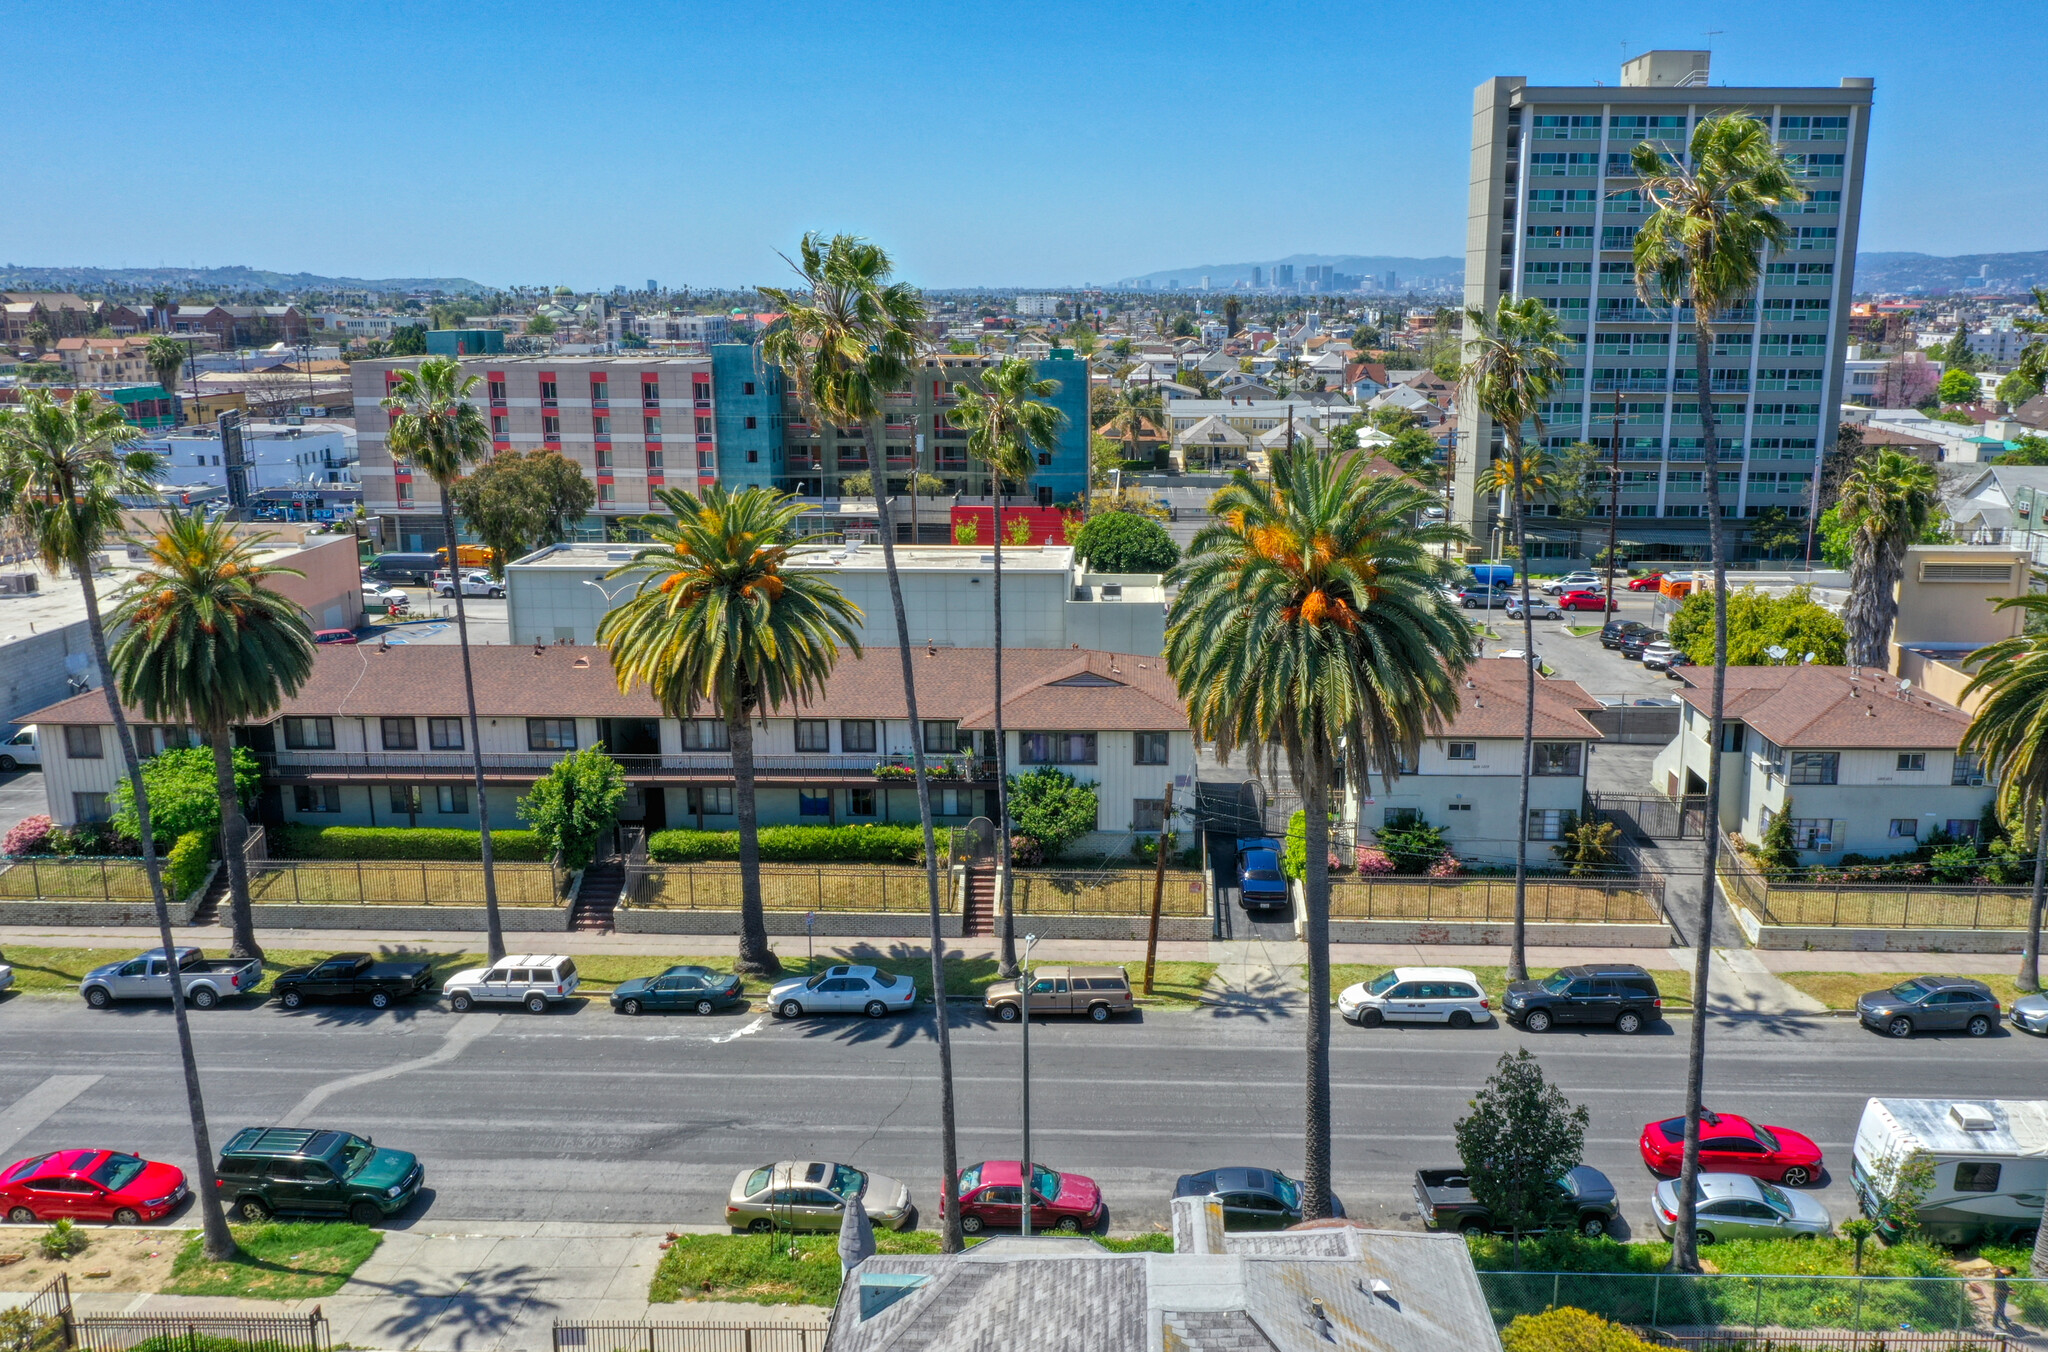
[1961,588,2048,1006]
[1004,766,1100,858]
[1937,366,1980,406]
[383,356,507,959]
[1168,445,1472,1220]
[111,744,261,847]
[517,746,628,872]
[1837,449,1941,667]
[526,312,557,336]
[1667,585,1847,666]
[1454,1049,1590,1247]
[1554,815,1622,878]
[450,449,596,578]
[1997,371,2041,409]
[1369,405,1421,434]
[1070,511,1177,573]
[1550,441,1606,520]
[1757,801,1800,874]
[599,485,860,974]
[2000,434,2048,466]
[108,512,316,959]
[387,324,427,356]
[1744,506,1804,559]
[1372,815,1450,874]
[1632,111,1801,1272]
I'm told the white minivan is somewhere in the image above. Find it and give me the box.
[1338,966,1493,1028]
[0,728,40,771]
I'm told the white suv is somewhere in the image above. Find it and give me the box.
[444,955,580,1013]
[1542,572,1599,595]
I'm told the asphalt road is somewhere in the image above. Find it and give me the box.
[0,989,2038,1236]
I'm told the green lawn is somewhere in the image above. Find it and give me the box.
[649,1230,1173,1306]
[161,1222,380,1298]
[1327,964,1694,1008]
[1777,970,2032,1011]
[1566,625,1604,637]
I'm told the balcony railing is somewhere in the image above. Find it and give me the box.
[257,750,997,779]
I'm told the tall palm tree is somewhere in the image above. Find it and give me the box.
[950,357,1065,976]
[1102,385,1163,464]
[599,484,860,975]
[1837,448,1941,667]
[145,336,188,418]
[0,390,238,1262]
[1633,110,1802,1275]
[108,511,318,962]
[381,356,506,961]
[1167,446,1472,1218]
[761,233,967,1251]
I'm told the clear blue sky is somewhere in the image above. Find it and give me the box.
[7,0,2041,291]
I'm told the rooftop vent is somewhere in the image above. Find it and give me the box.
[606,550,633,561]
[1100,583,1123,599]
[1950,1103,1996,1131]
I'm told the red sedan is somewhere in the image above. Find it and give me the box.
[942,1159,1105,1235]
[1559,590,1613,612]
[1,1149,188,1224]
[1638,1110,1823,1186]
[1627,573,1666,592]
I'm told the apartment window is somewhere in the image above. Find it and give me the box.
[795,719,830,753]
[1447,801,1473,812]
[742,381,756,395]
[1134,731,1169,765]
[695,416,713,435]
[436,784,468,814]
[1953,752,1986,785]
[922,720,960,753]
[642,380,660,405]
[1720,723,1747,753]
[644,416,661,437]
[491,415,508,437]
[647,450,664,470]
[590,378,609,404]
[428,717,464,750]
[283,717,335,750]
[378,717,417,751]
[292,785,340,814]
[744,416,758,430]
[686,786,734,817]
[1133,798,1166,833]
[527,718,578,751]
[840,720,878,753]
[1947,819,1980,841]
[1526,809,1568,841]
[1786,817,1830,850]
[847,787,877,817]
[695,378,713,401]
[598,484,615,504]
[596,449,613,468]
[542,416,561,440]
[1896,753,1926,772]
[1789,751,1839,785]
[682,718,728,750]
[389,785,421,816]
[538,380,558,403]
[396,483,413,504]
[68,791,110,824]
[488,380,507,403]
[1532,742,1582,776]
[63,725,104,759]
[593,415,611,438]
[1020,732,1097,765]
[1447,741,1477,761]
[799,789,831,817]
[1889,818,1919,839]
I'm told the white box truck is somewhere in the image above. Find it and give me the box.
[1851,1097,2048,1245]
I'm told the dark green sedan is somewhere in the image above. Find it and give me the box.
[610,965,746,1016]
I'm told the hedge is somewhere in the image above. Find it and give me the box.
[166,829,215,901]
[272,825,545,862]
[648,824,950,865]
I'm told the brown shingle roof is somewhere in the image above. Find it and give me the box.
[1437,659,1605,740]
[1672,665,1971,749]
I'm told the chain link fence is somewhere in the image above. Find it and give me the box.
[1480,1270,2047,1337]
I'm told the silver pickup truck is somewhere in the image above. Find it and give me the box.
[80,946,263,1009]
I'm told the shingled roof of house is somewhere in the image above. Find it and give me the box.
[1671,665,1972,749]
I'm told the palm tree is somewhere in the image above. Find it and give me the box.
[0,390,238,1262]
[1102,385,1163,465]
[108,511,317,962]
[1167,446,1472,1218]
[760,233,967,1251]
[950,357,1065,977]
[1837,448,1941,667]
[599,484,860,975]
[145,336,188,416]
[1633,110,1802,1275]
[381,356,507,961]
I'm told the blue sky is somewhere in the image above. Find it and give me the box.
[7,0,2043,290]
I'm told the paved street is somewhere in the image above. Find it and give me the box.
[0,989,2037,1239]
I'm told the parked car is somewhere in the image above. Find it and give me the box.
[1601,620,1652,649]
[443,955,581,1013]
[80,947,262,1010]
[1506,597,1564,621]
[1502,964,1664,1034]
[0,960,11,994]
[1855,976,2002,1038]
[1627,572,1667,591]
[1337,967,1493,1028]
[725,1160,913,1233]
[1559,590,1612,613]
[984,965,1134,1023]
[1640,641,1684,670]
[362,552,440,584]
[0,728,39,771]
[1542,572,1600,595]
[1236,838,1288,910]
[1652,1173,1831,1243]
[1414,1166,1620,1238]
[434,570,506,599]
[0,1149,187,1225]
[769,964,917,1019]
[312,628,359,645]
[944,1160,1103,1235]
[215,1127,422,1225]
[1618,629,1667,659]
[612,964,747,1016]
[2012,992,2048,1035]
[1172,1167,1341,1229]
[272,953,434,1010]
[1457,585,1511,609]
[1639,1109,1824,1186]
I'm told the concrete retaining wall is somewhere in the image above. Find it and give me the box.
[248,903,571,932]
[1324,919,1676,946]
[1730,900,2034,953]
[616,908,966,938]
[0,862,218,928]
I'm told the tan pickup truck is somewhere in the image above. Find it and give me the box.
[984,964,1135,1023]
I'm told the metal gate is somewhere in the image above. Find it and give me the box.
[1590,792,1707,840]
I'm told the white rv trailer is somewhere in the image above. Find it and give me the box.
[1851,1098,2048,1245]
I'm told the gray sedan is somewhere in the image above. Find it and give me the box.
[1652,1173,1831,1243]
[2012,992,2048,1036]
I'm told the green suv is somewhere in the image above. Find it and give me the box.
[216,1127,423,1225]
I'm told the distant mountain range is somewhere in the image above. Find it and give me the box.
[1115,254,1464,290]
[1853,251,2048,295]
[0,264,490,296]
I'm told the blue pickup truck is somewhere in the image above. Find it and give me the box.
[1236,838,1289,910]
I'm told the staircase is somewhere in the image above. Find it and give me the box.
[962,867,997,937]
[570,857,624,932]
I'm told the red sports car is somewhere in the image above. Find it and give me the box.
[1559,590,1612,612]
[1638,1110,1823,1186]
[1,1149,188,1224]
[1627,573,1666,592]
[941,1159,1104,1235]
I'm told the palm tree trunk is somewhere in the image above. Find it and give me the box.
[727,700,778,976]
[866,480,961,1252]
[440,496,503,962]
[991,485,1018,979]
[209,722,260,961]
[1299,754,1334,1219]
[2022,808,2046,993]
[77,552,238,1262]
[1511,484,1533,983]
[1672,304,1730,1276]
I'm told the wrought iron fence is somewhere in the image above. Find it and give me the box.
[244,859,561,906]
[1325,875,1666,923]
[623,865,941,913]
[68,1309,330,1352]
[1717,834,2037,930]
[7,1275,71,1352]
[1590,792,1708,840]
[551,1322,827,1352]
[0,857,164,902]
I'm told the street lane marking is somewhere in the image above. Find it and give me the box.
[707,1016,765,1044]
[0,1075,102,1157]
[279,1014,500,1126]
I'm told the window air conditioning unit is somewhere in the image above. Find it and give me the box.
[0,573,37,596]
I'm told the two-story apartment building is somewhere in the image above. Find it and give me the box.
[1651,666,1992,861]
[1340,659,1606,865]
[26,646,1195,852]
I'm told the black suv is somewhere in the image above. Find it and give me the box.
[1618,628,1668,659]
[216,1127,423,1225]
[1503,965,1663,1034]
[1601,620,1651,649]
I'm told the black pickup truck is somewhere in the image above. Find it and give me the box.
[272,953,435,1010]
[1413,1166,1620,1238]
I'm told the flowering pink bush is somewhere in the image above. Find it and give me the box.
[2,814,54,856]
[1354,846,1397,874]
[1428,854,1464,878]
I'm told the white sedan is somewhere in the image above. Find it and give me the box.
[363,582,410,606]
[769,965,917,1020]
[1338,967,1493,1028]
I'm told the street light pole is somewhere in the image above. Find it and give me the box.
[1605,391,1625,616]
[1019,931,1038,1238]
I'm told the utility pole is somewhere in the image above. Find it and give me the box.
[1143,783,1172,994]
[1018,932,1038,1237]
[1604,391,1625,614]
[1442,427,1458,559]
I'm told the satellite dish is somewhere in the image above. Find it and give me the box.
[1899,678,1913,692]
[1803,652,1817,663]
[1765,645,1789,661]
